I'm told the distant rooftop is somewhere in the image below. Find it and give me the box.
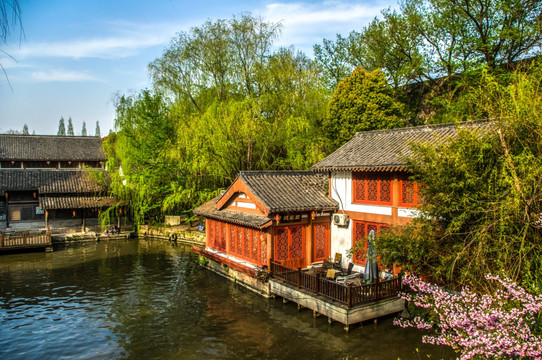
[312,120,493,172]
[0,135,107,162]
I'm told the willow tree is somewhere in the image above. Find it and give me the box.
[110,14,329,223]
[324,67,405,151]
[376,63,542,292]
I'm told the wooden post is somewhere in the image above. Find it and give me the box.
[347,283,352,308]
[297,267,301,289]
[23,233,27,246]
[82,209,86,233]
[315,272,320,295]
[374,274,380,301]
[0,234,3,248]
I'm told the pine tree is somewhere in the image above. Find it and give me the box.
[22,124,28,135]
[95,121,101,137]
[67,117,74,136]
[81,121,87,136]
[57,117,66,136]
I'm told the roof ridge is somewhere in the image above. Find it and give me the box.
[354,119,493,137]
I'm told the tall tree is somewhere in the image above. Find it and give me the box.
[324,67,405,150]
[0,0,23,88]
[81,121,87,136]
[95,121,101,137]
[67,117,74,136]
[21,123,28,135]
[315,0,542,89]
[377,63,542,292]
[57,117,66,136]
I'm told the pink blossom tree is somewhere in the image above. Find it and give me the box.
[395,274,542,359]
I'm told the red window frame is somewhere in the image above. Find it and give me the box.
[274,225,305,262]
[208,220,266,266]
[399,174,421,207]
[352,172,392,205]
[313,223,330,262]
[351,220,390,265]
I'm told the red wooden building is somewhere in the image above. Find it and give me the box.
[311,120,491,270]
[194,171,338,273]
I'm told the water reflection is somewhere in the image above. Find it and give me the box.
[0,239,453,359]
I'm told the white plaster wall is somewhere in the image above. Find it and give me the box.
[398,208,419,218]
[330,221,353,268]
[329,171,392,215]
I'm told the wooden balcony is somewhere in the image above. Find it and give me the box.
[269,262,404,330]
[0,233,52,252]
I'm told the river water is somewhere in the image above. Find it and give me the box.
[0,239,453,360]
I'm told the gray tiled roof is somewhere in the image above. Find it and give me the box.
[0,169,106,194]
[0,135,107,161]
[312,120,493,172]
[39,196,117,210]
[238,171,338,213]
[194,196,272,229]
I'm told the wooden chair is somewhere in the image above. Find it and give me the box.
[333,253,342,271]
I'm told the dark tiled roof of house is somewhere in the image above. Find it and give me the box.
[0,135,107,161]
[238,171,338,213]
[39,196,117,210]
[0,169,106,194]
[194,196,272,229]
[312,120,493,172]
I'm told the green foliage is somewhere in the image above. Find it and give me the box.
[67,117,74,136]
[81,121,87,136]
[376,63,542,292]
[105,14,330,226]
[22,123,28,135]
[95,121,101,137]
[324,67,405,151]
[57,116,66,136]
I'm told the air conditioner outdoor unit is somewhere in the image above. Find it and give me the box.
[332,213,349,226]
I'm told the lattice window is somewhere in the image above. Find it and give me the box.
[353,221,366,262]
[291,227,303,259]
[208,220,215,249]
[260,233,267,265]
[276,228,289,261]
[367,175,378,201]
[229,224,236,254]
[252,229,259,261]
[353,172,393,205]
[354,173,366,202]
[380,176,391,203]
[220,222,227,250]
[314,224,327,260]
[237,226,243,257]
[402,179,415,205]
[352,221,390,265]
[244,228,251,258]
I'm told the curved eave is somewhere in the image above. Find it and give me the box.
[312,165,409,173]
[267,205,339,214]
[194,208,272,230]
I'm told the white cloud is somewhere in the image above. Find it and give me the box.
[31,70,101,82]
[258,0,397,54]
[6,22,180,60]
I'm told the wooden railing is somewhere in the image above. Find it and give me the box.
[270,262,402,308]
[0,233,52,249]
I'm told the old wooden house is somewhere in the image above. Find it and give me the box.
[0,135,115,233]
[311,120,491,271]
[194,171,339,273]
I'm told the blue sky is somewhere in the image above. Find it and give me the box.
[0,0,397,135]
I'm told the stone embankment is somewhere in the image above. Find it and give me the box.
[139,225,205,246]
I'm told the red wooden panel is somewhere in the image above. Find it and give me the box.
[275,228,289,261]
[313,223,329,261]
[290,226,303,259]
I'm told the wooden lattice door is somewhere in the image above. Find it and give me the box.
[313,223,330,262]
[274,226,305,268]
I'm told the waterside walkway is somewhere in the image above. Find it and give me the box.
[270,262,405,331]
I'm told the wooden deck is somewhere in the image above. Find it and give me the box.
[0,233,52,252]
[270,262,405,330]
